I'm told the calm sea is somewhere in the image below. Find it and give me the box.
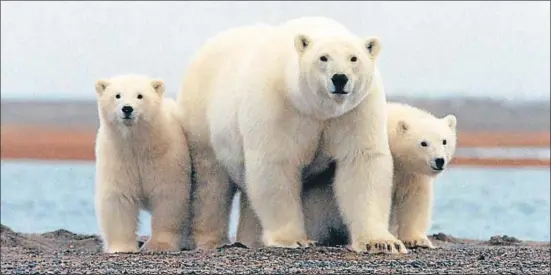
[1,160,549,242]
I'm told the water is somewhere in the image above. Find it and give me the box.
[1,160,549,242]
[456,147,550,160]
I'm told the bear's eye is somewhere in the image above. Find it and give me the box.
[137,94,143,99]
[350,56,358,62]
[443,139,447,145]
[421,141,428,147]
[320,55,328,62]
[115,94,121,99]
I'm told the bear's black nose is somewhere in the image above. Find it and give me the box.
[434,158,445,170]
[121,106,134,115]
[331,74,348,90]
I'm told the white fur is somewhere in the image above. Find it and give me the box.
[94,75,192,253]
[178,17,404,253]
[387,102,457,248]
[238,102,458,249]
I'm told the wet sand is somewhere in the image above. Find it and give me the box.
[1,225,549,274]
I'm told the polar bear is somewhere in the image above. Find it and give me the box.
[387,102,457,248]
[177,17,406,254]
[94,75,192,253]
[236,102,458,249]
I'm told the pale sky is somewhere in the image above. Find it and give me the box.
[1,1,549,101]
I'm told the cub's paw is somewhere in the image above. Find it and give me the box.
[140,239,179,252]
[106,244,139,254]
[262,227,316,249]
[401,236,435,249]
[264,238,317,249]
[217,242,249,249]
[296,239,317,248]
[195,240,228,251]
[348,237,408,254]
[194,234,228,250]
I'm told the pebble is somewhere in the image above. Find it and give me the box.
[1,225,550,274]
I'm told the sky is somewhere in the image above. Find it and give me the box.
[1,1,549,101]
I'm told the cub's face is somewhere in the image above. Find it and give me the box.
[95,76,164,126]
[392,115,458,176]
[293,33,381,118]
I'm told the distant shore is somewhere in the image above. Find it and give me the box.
[1,98,549,167]
[1,224,549,274]
[1,125,549,167]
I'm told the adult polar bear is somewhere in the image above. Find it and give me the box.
[237,102,459,249]
[177,17,407,253]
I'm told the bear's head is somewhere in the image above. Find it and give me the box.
[95,75,164,127]
[292,33,381,118]
[391,114,458,176]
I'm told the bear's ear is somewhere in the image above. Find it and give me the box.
[364,36,381,59]
[443,114,457,130]
[294,34,312,55]
[397,120,409,133]
[150,79,165,95]
[95,79,109,96]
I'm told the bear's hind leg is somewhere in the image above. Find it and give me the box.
[190,145,235,250]
[236,192,263,248]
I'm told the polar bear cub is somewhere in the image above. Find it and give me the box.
[387,102,457,248]
[237,102,457,249]
[178,17,406,254]
[94,75,192,253]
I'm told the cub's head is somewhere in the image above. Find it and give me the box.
[391,114,458,176]
[293,33,381,114]
[95,75,164,127]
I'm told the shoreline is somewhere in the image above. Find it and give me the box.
[1,224,549,274]
[1,125,549,167]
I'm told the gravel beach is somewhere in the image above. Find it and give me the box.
[1,224,549,274]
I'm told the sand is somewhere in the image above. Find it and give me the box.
[1,225,549,274]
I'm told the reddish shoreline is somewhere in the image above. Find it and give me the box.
[1,125,549,167]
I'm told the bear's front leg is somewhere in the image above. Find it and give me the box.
[332,152,407,254]
[393,176,435,249]
[96,192,140,253]
[142,200,184,252]
[244,150,315,248]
